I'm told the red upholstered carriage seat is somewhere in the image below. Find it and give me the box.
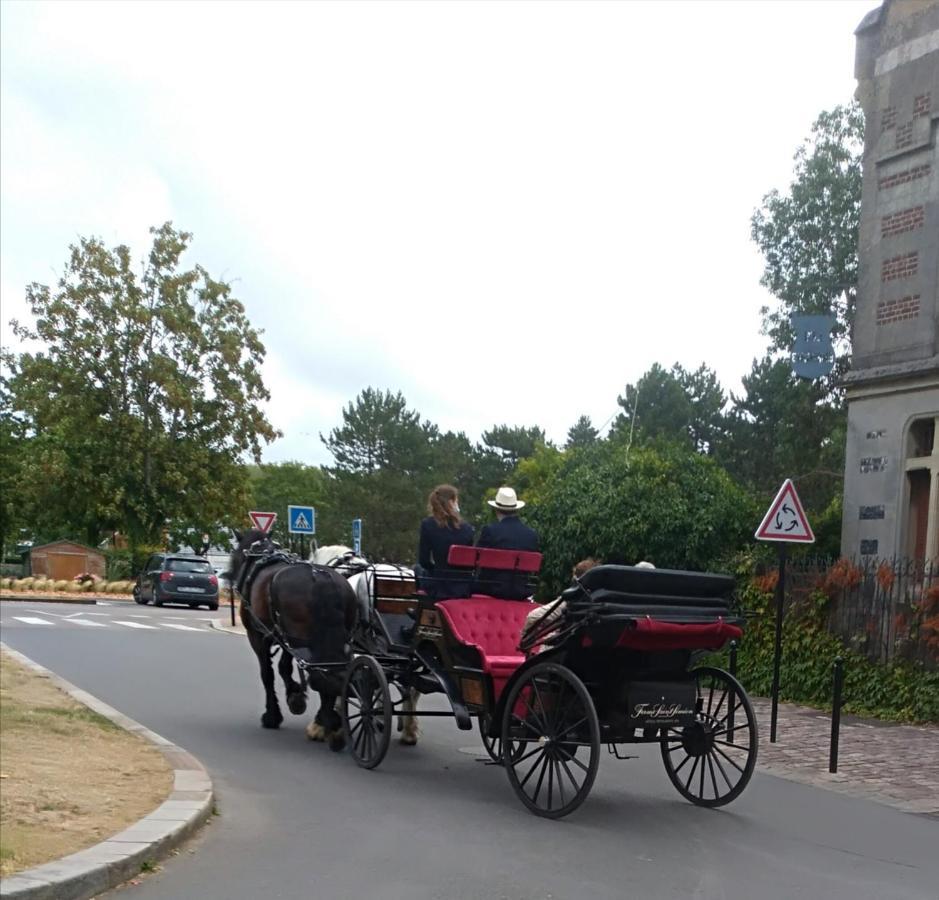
[447,545,542,573]
[435,596,534,700]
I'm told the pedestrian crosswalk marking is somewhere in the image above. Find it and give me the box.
[162,623,203,632]
[13,616,54,626]
[71,618,107,627]
[112,620,158,630]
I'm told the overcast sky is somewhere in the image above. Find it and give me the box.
[1,0,874,465]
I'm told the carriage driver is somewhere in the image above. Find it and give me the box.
[476,486,540,600]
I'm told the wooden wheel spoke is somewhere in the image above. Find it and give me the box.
[518,751,548,790]
[707,752,720,800]
[554,715,588,742]
[531,754,551,806]
[712,743,746,774]
[555,743,590,773]
[672,752,693,775]
[710,748,735,790]
[683,755,701,793]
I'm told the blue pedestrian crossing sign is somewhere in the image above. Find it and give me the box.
[288,505,316,535]
[352,518,362,555]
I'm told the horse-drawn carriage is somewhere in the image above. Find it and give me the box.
[231,533,758,819]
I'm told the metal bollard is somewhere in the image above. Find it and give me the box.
[728,640,738,743]
[829,657,844,774]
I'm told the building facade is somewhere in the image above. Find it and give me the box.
[842,0,939,563]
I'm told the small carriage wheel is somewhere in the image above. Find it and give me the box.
[342,655,392,770]
[501,662,601,819]
[660,666,758,808]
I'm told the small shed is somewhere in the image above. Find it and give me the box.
[29,541,106,581]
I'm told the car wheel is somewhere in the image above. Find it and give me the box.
[133,587,145,605]
[153,593,163,607]
[207,603,219,611]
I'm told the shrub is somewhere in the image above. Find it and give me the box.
[16,577,34,590]
[53,580,71,591]
[528,442,756,596]
[712,581,939,723]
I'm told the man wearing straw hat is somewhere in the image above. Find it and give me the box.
[476,486,540,599]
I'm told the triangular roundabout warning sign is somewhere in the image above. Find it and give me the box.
[755,479,814,543]
[249,510,277,533]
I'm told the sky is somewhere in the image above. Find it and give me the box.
[0,0,875,465]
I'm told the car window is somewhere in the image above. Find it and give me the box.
[167,558,213,574]
[146,555,161,571]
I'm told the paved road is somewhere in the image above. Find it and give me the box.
[2,599,937,900]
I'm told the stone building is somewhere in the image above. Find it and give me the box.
[842,0,939,563]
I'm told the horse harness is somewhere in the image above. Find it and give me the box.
[236,544,344,669]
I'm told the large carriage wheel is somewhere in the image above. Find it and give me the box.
[660,666,758,808]
[342,655,392,770]
[501,662,601,819]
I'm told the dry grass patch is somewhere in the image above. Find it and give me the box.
[0,651,173,876]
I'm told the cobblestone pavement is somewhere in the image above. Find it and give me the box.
[752,697,939,816]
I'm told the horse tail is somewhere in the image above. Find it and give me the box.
[310,569,356,664]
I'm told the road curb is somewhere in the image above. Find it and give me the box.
[0,643,215,900]
[209,617,246,636]
[0,595,129,605]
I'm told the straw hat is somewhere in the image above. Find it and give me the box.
[488,486,525,511]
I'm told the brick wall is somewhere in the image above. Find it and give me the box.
[881,205,925,237]
[878,164,931,190]
[881,251,919,282]
[876,294,921,325]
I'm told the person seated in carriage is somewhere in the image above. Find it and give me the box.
[476,486,540,600]
[416,484,475,599]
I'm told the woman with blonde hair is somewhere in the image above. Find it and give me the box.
[417,484,474,598]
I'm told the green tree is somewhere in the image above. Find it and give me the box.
[3,223,278,547]
[323,388,454,559]
[565,415,599,450]
[528,442,754,596]
[613,363,726,454]
[481,424,547,470]
[247,461,332,552]
[718,356,844,513]
[751,102,863,371]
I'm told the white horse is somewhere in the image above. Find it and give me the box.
[308,545,421,746]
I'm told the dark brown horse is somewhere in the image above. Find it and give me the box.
[228,529,358,750]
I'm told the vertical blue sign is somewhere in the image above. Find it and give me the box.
[790,314,836,379]
[352,518,362,556]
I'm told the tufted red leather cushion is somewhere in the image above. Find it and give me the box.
[436,597,533,698]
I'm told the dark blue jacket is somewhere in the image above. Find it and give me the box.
[418,517,474,598]
[476,515,540,599]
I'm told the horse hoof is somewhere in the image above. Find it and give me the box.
[400,732,418,746]
[261,712,283,729]
[327,730,346,752]
[305,721,326,742]
[287,694,308,716]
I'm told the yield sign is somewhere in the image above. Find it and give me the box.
[249,510,277,533]
[755,479,814,543]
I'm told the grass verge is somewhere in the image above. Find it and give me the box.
[0,651,173,876]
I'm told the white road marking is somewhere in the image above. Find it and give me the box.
[13,616,54,626]
[95,601,113,606]
[27,609,71,618]
[127,614,149,619]
[70,618,108,627]
[113,620,158,630]
[161,623,204,632]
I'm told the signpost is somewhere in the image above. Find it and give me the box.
[755,479,815,743]
[352,518,362,556]
[248,511,277,533]
[288,505,315,558]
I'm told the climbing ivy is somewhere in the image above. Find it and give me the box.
[714,583,939,723]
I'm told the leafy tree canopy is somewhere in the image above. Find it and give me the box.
[3,223,277,548]
[613,362,726,454]
[565,415,599,450]
[528,442,755,596]
[751,102,863,371]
